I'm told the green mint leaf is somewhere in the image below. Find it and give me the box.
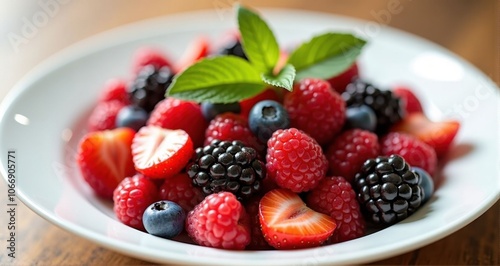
[287,33,366,81]
[237,5,280,73]
[261,64,296,91]
[166,56,266,103]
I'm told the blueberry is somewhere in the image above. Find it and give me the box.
[413,167,434,204]
[116,105,149,131]
[143,201,185,239]
[248,100,290,143]
[201,102,241,121]
[345,105,377,132]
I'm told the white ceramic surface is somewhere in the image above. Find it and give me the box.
[1,9,499,266]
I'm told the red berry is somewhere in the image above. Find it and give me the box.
[186,192,251,250]
[147,98,208,148]
[391,113,460,157]
[259,188,336,249]
[132,47,171,74]
[266,128,328,192]
[132,126,193,179]
[113,174,159,231]
[77,128,136,198]
[284,78,345,145]
[393,86,423,114]
[174,36,210,73]
[204,113,264,154]
[306,176,365,243]
[159,173,204,212]
[381,132,437,176]
[98,78,130,105]
[326,129,380,183]
[87,100,125,132]
[327,62,359,94]
[245,197,272,250]
[240,89,281,118]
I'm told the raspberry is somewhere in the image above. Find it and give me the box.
[132,47,171,74]
[148,98,208,148]
[186,140,266,201]
[326,129,380,183]
[266,128,328,192]
[185,192,251,250]
[380,132,437,176]
[113,174,159,231]
[159,173,204,212]
[306,176,365,243]
[204,113,264,154]
[87,100,125,131]
[98,78,130,105]
[393,86,423,114]
[284,78,345,145]
[245,197,272,250]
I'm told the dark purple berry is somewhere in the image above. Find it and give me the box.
[412,167,434,204]
[143,200,185,238]
[115,105,149,131]
[201,102,241,121]
[345,105,377,132]
[354,154,423,225]
[248,100,290,143]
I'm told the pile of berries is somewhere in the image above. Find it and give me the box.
[76,34,460,251]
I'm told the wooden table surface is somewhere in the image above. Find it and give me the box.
[0,0,498,265]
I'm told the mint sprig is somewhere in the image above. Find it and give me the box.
[287,33,366,80]
[261,64,295,92]
[166,5,366,103]
[237,5,280,74]
[166,56,266,103]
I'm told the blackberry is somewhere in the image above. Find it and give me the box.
[128,64,173,113]
[354,154,423,225]
[186,140,265,201]
[342,79,404,134]
[217,40,248,60]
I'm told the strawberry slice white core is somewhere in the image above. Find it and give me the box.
[132,126,193,179]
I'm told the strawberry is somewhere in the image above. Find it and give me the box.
[87,100,125,132]
[147,98,208,148]
[174,36,210,73]
[77,128,136,199]
[393,86,423,114]
[391,113,460,157]
[132,126,193,179]
[98,78,130,105]
[259,188,336,249]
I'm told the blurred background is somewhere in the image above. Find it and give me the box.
[0,0,497,98]
[0,0,498,265]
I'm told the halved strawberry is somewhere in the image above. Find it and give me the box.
[393,86,423,114]
[259,188,337,249]
[132,126,193,179]
[174,36,210,73]
[391,113,460,157]
[77,128,136,199]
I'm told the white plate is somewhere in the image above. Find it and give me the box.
[1,9,499,266]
